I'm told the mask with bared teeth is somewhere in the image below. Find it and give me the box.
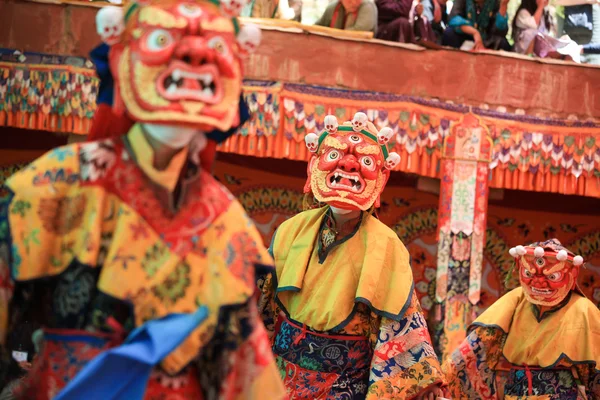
[303,113,399,211]
[100,0,260,132]
[508,239,585,307]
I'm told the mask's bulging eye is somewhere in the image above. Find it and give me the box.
[522,268,533,278]
[536,257,545,267]
[327,150,340,161]
[360,156,375,171]
[209,37,228,55]
[547,272,563,282]
[349,135,361,144]
[147,29,174,52]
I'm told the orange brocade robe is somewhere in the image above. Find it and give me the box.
[0,125,285,399]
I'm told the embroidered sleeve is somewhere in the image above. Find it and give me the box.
[256,271,278,341]
[442,325,506,399]
[574,364,600,400]
[588,370,600,400]
[196,299,286,399]
[367,290,444,399]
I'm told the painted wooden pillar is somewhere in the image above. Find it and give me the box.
[435,114,493,359]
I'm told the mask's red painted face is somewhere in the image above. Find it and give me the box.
[519,254,578,307]
[305,131,390,211]
[111,0,243,131]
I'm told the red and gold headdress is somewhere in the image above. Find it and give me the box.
[508,239,585,307]
[302,113,400,211]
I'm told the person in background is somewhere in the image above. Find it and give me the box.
[581,42,600,53]
[315,0,378,33]
[424,0,448,43]
[512,0,556,53]
[259,114,447,399]
[513,0,580,61]
[443,239,600,398]
[442,0,511,50]
[245,0,300,21]
[376,0,436,42]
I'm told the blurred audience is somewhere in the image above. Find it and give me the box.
[513,0,581,61]
[243,0,300,20]
[513,0,555,53]
[376,0,436,42]
[582,42,600,53]
[442,0,511,50]
[423,0,449,43]
[315,0,378,33]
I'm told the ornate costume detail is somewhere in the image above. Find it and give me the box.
[38,195,88,235]
[0,0,285,397]
[150,260,191,306]
[443,239,600,399]
[303,113,400,211]
[100,0,261,131]
[263,113,445,398]
[508,239,585,307]
[79,140,118,182]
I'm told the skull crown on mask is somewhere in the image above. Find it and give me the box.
[303,113,401,211]
[508,239,585,307]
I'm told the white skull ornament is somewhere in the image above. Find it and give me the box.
[385,152,401,170]
[377,127,394,145]
[351,112,368,132]
[237,24,261,56]
[96,6,125,46]
[305,133,320,153]
[221,0,248,17]
[324,115,339,134]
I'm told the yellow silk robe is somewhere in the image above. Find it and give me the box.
[259,206,445,399]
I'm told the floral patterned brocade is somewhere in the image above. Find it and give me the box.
[260,264,445,400]
[1,129,286,399]
[368,295,445,399]
[442,326,505,399]
[273,318,371,400]
[503,369,579,399]
[13,330,112,400]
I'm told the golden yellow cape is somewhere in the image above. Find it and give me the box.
[474,287,600,369]
[271,206,414,331]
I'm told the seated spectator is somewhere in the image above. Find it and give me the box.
[243,0,299,20]
[513,0,555,53]
[315,0,378,33]
[513,0,580,61]
[442,0,511,50]
[425,0,448,43]
[376,0,436,42]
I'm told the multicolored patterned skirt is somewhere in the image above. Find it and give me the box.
[496,360,583,400]
[12,328,203,400]
[273,316,372,400]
